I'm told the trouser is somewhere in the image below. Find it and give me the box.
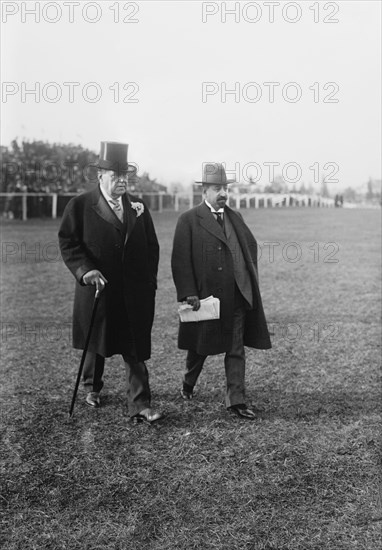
[183,289,247,408]
[83,352,151,417]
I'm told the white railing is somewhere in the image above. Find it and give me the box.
[0,192,170,221]
[186,192,335,209]
[0,191,335,221]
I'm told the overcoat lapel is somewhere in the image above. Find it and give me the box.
[226,208,260,286]
[223,211,232,238]
[92,187,123,232]
[123,194,137,244]
[197,202,227,243]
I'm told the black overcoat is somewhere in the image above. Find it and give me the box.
[58,186,159,361]
[171,202,271,355]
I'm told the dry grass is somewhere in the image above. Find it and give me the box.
[1,208,381,549]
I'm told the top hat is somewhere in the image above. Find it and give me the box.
[195,163,235,185]
[97,141,136,173]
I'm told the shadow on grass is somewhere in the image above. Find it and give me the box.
[3,384,381,430]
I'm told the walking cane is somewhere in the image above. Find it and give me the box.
[68,287,101,418]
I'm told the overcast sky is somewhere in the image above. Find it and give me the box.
[1,0,381,190]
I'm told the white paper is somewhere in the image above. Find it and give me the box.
[178,296,220,322]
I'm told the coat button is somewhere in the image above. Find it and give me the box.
[217,267,223,271]
[217,246,222,251]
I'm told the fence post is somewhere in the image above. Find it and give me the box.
[175,193,179,212]
[22,194,27,221]
[52,194,57,219]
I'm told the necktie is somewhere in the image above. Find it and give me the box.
[110,199,123,222]
[214,212,226,235]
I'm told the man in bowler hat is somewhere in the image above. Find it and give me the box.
[59,141,162,423]
[171,163,271,419]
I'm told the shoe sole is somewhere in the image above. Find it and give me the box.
[131,414,164,425]
[229,409,257,420]
[85,400,100,408]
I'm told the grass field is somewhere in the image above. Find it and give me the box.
[1,207,381,550]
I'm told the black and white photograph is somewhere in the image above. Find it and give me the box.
[1,1,381,548]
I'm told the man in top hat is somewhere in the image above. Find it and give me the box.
[171,163,271,419]
[59,141,162,423]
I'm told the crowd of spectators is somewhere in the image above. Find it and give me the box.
[1,139,98,194]
[1,139,97,218]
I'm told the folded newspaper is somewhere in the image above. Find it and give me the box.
[178,296,220,322]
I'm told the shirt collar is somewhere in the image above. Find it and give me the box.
[204,200,224,214]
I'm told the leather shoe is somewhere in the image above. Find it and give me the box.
[132,408,163,424]
[180,388,193,400]
[86,392,101,408]
[228,405,261,420]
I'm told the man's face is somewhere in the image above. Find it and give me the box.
[204,184,228,211]
[99,170,128,198]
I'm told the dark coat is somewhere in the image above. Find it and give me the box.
[171,202,271,355]
[58,186,159,361]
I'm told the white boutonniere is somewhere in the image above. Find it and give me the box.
[130,201,144,217]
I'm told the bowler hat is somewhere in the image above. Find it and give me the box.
[97,141,135,173]
[195,163,235,185]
